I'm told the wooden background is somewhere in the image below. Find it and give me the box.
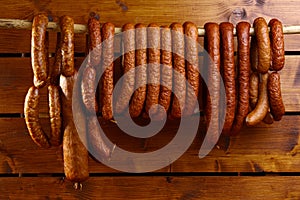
[1,0,300,199]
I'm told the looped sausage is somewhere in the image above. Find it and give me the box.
[88,17,102,68]
[269,18,285,71]
[219,22,236,135]
[31,14,49,87]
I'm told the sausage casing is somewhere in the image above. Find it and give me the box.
[24,86,50,148]
[81,66,98,114]
[88,17,102,68]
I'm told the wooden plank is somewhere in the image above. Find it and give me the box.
[0,116,300,174]
[0,55,299,114]
[1,176,300,199]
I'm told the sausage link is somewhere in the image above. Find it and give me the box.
[88,17,102,68]
[31,14,49,87]
[268,72,285,121]
[145,23,161,117]
[87,116,114,161]
[204,22,220,142]
[154,25,172,120]
[269,19,285,71]
[24,86,50,148]
[81,66,98,114]
[230,22,251,135]
[115,23,135,114]
[48,85,62,146]
[246,73,269,126]
[253,17,271,74]
[170,22,185,118]
[129,23,147,117]
[219,22,236,134]
[50,32,62,85]
[183,21,200,116]
[60,16,75,77]
[101,22,115,120]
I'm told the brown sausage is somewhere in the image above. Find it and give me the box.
[154,25,173,120]
[60,72,89,184]
[60,15,75,77]
[115,23,135,114]
[230,22,251,135]
[253,17,271,74]
[24,86,50,148]
[183,21,200,117]
[219,22,236,134]
[246,73,269,126]
[249,72,259,109]
[268,72,285,121]
[81,66,98,114]
[48,85,62,146]
[101,22,115,120]
[129,23,147,117]
[50,32,62,85]
[87,116,114,161]
[145,23,161,117]
[204,22,220,142]
[31,14,49,87]
[88,17,102,68]
[170,22,185,118]
[269,19,285,71]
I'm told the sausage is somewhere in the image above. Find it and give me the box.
[48,85,62,146]
[60,72,89,184]
[129,23,147,117]
[154,25,172,120]
[88,17,102,68]
[183,21,200,117]
[219,22,236,135]
[253,17,271,74]
[115,23,135,114]
[31,14,49,87]
[249,72,274,124]
[101,22,115,120]
[230,22,251,135]
[50,32,62,85]
[268,72,285,121]
[246,73,269,126]
[60,15,75,77]
[81,66,98,114]
[145,23,161,117]
[24,86,50,148]
[204,22,220,142]
[170,22,185,118]
[269,18,285,71]
[87,116,114,161]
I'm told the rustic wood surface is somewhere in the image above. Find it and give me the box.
[1,0,300,199]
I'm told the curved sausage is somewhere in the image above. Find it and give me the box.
[246,73,269,126]
[129,23,147,118]
[268,72,285,121]
[60,15,75,77]
[48,85,62,146]
[204,22,220,142]
[183,21,200,117]
[170,22,185,118]
[219,22,236,135]
[24,86,50,148]
[88,17,102,68]
[145,23,161,117]
[269,18,285,71]
[230,22,251,135]
[154,25,173,120]
[101,22,115,120]
[31,14,49,87]
[115,23,135,114]
[81,66,98,114]
[253,17,271,74]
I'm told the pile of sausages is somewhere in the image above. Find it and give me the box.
[24,13,285,186]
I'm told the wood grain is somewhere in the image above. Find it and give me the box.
[0,116,300,174]
[1,176,300,199]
